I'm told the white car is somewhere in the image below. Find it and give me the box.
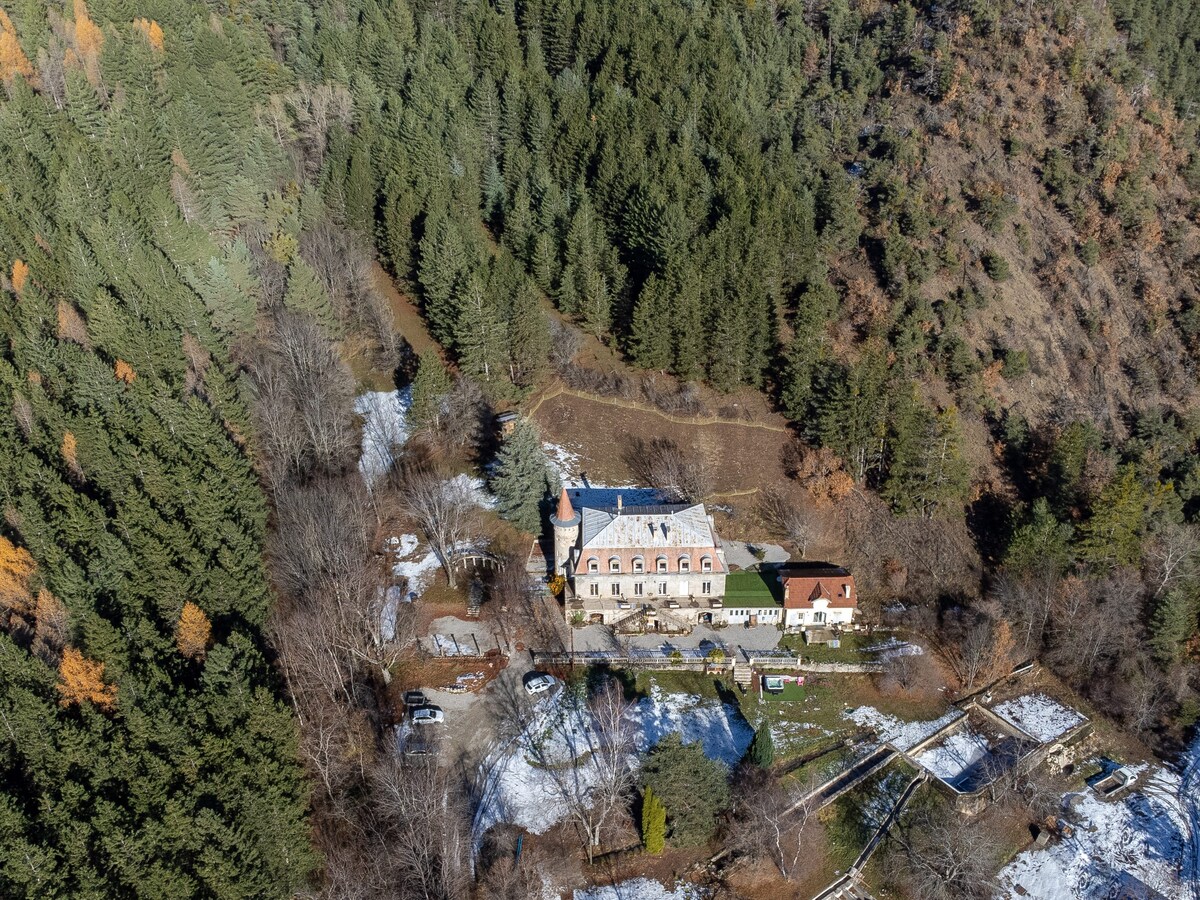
[524,673,556,695]
[411,705,444,725]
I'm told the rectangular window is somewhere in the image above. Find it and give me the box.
[702,559,712,572]
[611,583,620,596]
[589,583,599,596]
[657,559,667,573]
[633,559,644,573]
[634,583,644,596]
[702,581,711,595]
[679,559,690,573]
[658,582,667,595]
[609,559,620,573]
[588,560,598,573]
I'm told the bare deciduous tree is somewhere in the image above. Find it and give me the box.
[1145,522,1200,597]
[730,767,822,879]
[623,436,713,504]
[549,319,583,372]
[757,486,829,557]
[930,609,1015,693]
[371,755,471,900]
[534,678,636,863]
[885,806,1000,900]
[251,312,357,487]
[398,466,481,589]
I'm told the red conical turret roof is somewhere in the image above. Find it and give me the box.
[556,487,575,522]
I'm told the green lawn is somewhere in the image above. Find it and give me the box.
[778,630,881,663]
[761,682,808,702]
[632,669,728,701]
[723,570,784,609]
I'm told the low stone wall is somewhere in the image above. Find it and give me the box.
[530,649,733,673]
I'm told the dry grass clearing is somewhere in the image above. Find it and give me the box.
[529,387,794,498]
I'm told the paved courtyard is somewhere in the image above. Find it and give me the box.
[722,540,789,570]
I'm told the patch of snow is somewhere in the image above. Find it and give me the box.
[843,706,964,752]
[473,684,753,847]
[356,388,411,486]
[915,726,992,782]
[863,637,923,658]
[389,533,442,601]
[1178,735,1200,900]
[861,766,911,824]
[633,684,754,767]
[543,441,584,486]
[574,878,709,900]
[447,472,497,509]
[992,693,1087,744]
[379,586,405,642]
[998,755,1189,899]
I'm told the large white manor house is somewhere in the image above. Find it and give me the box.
[550,488,728,630]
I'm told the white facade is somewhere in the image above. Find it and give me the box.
[783,600,855,629]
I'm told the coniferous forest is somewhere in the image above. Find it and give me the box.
[0,0,1199,897]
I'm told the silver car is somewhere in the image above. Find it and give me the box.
[523,673,556,695]
[411,705,444,725]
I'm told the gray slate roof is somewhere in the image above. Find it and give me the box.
[580,502,717,550]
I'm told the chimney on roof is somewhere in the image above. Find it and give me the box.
[616,494,623,514]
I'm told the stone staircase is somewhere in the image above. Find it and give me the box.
[732,661,754,691]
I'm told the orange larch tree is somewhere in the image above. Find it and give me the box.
[60,430,81,477]
[0,534,36,618]
[73,0,103,59]
[0,8,33,83]
[132,17,164,52]
[176,601,211,660]
[57,647,118,711]
[9,258,29,293]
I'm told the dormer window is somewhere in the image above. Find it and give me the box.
[609,557,621,574]
[587,557,599,574]
[632,556,644,574]
[678,556,690,573]
[656,556,668,573]
[701,556,712,573]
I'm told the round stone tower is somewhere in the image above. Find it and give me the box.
[549,487,581,576]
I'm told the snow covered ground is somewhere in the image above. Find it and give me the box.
[863,637,923,658]
[997,752,1191,899]
[356,388,411,486]
[992,693,1087,744]
[843,705,964,752]
[574,879,709,900]
[543,441,585,486]
[632,684,754,765]
[914,726,992,783]
[473,685,753,844]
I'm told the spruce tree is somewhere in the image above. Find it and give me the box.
[409,352,451,433]
[640,733,730,847]
[455,275,506,386]
[418,215,466,345]
[745,725,775,769]
[629,275,672,370]
[489,418,555,533]
[284,258,340,336]
[507,279,551,388]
